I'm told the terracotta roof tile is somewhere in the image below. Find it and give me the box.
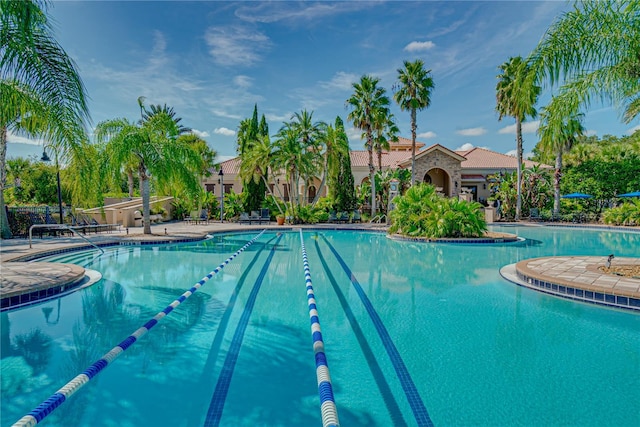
[455,147,549,169]
[349,150,412,168]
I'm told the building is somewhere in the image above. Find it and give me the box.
[204,136,548,205]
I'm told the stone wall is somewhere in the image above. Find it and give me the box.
[412,151,462,197]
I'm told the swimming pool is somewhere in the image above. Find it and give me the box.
[2,226,639,426]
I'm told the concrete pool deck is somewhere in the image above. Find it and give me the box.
[2,221,639,311]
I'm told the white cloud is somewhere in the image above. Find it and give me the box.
[505,149,534,159]
[320,71,358,91]
[234,2,372,24]
[214,127,236,136]
[417,131,437,139]
[204,26,271,66]
[626,124,640,135]
[233,75,253,88]
[347,127,364,143]
[585,129,598,137]
[212,109,242,120]
[456,127,486,137]
[191,129,210,138]
[455,143,475,151]
[6,130,44,145]
[265,112,293,122]
[404,41,436,52]
[498,120,540,135]
[505,149,516,157]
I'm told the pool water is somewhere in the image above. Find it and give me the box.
[1,226,639,426]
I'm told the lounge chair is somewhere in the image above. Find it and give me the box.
[250,211,261,223]
[198,209,209,224]
[352,210,362,223]
[337,211,349,223]
[259,208,270,224]
[328,211,337,223]
[529,208,541,222]
[239,212,252,224]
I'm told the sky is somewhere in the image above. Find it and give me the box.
[7,0,640,163]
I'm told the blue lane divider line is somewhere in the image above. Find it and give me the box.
[312,236,408,426]
[12,230,266,427]
[203,234,283,427]
[320,235,434,427]
[300,230,340,427]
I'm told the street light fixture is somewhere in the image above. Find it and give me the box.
[41,147,64,224]
[218,168,224,222]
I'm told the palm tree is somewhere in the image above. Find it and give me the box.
[347,75,391,217]
[372,110,399,172]
[1,0,90,238]
[529,0,640,124]
[496,56,540,220]
[394,59,435,185]
[95,103,200,234]
[537,105,585,217]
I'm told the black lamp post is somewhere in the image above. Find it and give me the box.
[218,168,224,222]
[41,148,64,224]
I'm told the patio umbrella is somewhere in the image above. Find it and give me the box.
[561,192,593,199]
[618,191,640,198]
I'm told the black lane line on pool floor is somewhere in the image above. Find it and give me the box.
[312,237,408,427]
[320,234,435,427]
[203,234,283,427]
[187,236,278,426]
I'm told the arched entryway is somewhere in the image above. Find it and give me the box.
[424,168,451,196]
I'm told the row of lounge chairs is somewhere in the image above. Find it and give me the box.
[239,209,271,225]
[20,212,119,238]
[328,210,361,223]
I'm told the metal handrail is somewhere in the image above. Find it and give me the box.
[28,224,105,254]
[370,214,387,224]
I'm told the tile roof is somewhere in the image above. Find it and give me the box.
[218,157,241,175]
[349,150,412,168]
[455,147,549,169]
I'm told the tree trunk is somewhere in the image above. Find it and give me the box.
[410,108,417,186]
[139,165,151,234]
[127,170,135,197]
[367,131,376,217]
[261,175,284,215]
[515,118,523,220]
[554,151,562,216]
[0,126,12,239]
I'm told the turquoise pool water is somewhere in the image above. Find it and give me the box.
[1,226,639,426]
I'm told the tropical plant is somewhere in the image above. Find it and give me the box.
[389,183,487,238]
[222,189,243,220]
[95,101,200,234]
[1,0,90,238]
[394,59,435,185]
[347,74,392,217]
[537,105,585,216]
[496,56,540,220]
[528,0,640,124]
[372,110,399,172]
[602,200,640,226]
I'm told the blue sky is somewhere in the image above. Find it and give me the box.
[7,0,640,162]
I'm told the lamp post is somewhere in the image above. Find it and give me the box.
[41,148,64,224]
[218,168,224,222]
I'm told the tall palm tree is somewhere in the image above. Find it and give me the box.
[529,0,640,124]
[95,103,200,234]
[1,0,90,238]
[372,110,399,172]
[496,56,540,220]
[394,59,435,185]
[347,75,391,217]
[537,105,585,216]
[289,109,325,204]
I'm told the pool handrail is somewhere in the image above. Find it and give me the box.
[12,229,266,427]
[299,230,340,427]
[29,224,105,254]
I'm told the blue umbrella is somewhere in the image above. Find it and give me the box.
[618,191,640,198]
[561,192,593,199]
